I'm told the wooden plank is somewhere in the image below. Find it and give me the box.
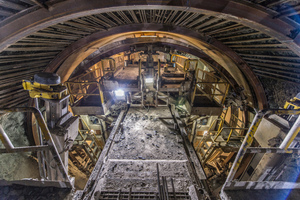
[0,66,45,80]
[235,47,290,51]
[243,57,300,67]
[0,60,49,70]
[32,31,80,40]
[201,20,229,32]
[0,85,23,95]
[0,56,54,64]
[195,17,220,30]
[251,65,300,74]
[0,9,14,17]
[0,88,26,99]
[253,69,300,82]
[52,24,91,35]
[20,0,35,5]
[0,95,29,107]
[66,19,100,31]
[229,43,284,48]
[209,24,244,35]
[218,31,261,40]
[223,37,274,44]
[13,42,68,46]
[4,46,65,52]
[238,53,300,61]
[0,64,48,75]
[21,37,72,44]
[0,51,58,58]
[0,0,26,11]
[246,61,300,70]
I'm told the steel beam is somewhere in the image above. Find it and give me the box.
[0,0,298,53]
[246,147,300,154]
[279,115,300,150]
[0,145,49,153]
[224,181,300,190]
[224,111,264,183]
[0,124,14,151]
[81,109,127,199]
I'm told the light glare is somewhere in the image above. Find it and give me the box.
[115,89,125,97]
[145,78,153,83]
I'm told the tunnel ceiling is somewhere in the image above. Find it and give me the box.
[0,0,300,108]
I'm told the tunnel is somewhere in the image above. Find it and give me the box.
[0,1,300,200]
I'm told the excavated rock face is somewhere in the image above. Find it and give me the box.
[0,185,72,200]
[0,112,28,148]
[91,107,205,195]
[259,77,300,109]
[0,112,39,181]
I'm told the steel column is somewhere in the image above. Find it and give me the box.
[0,124,14,151]
[279,115,300,150]
[224,111,264,183]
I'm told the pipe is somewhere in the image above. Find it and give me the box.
[0,145,49,153]
[156,163,162,199]
[0,124,14,151]
[34,98,47,180]
[128,187,132,200]
[171,178,177,200]
[279,115,300,150]
[164,176,169,200]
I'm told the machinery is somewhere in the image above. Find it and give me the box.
[0,44,299,200]
[23,72,79,183]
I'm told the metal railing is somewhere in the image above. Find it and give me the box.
[0,107,73,188]
[221,108,300,199]
[192,68,230,106]
[171,54,198,72]
[65,81,104,105]
[66,58,116,105]
[213,127,248,143]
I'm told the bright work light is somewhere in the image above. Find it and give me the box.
[145,78,153,83]
[115,89,125,97]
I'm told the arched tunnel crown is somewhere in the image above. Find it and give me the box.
[0,1,299,109]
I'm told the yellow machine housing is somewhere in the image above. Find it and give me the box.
[22,73,68,100]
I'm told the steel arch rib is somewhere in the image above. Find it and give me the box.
[0,0,298,53]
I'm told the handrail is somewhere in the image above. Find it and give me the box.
[224,109,300,184]
[191,70,230,105]
[69,65,102,82]
[101,58,116,75]
[65,81,104,105]
[0,107,73,188]
[213,127,248,143]
[171,54,198,72]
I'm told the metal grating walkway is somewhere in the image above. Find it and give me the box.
[97,191,191,200]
